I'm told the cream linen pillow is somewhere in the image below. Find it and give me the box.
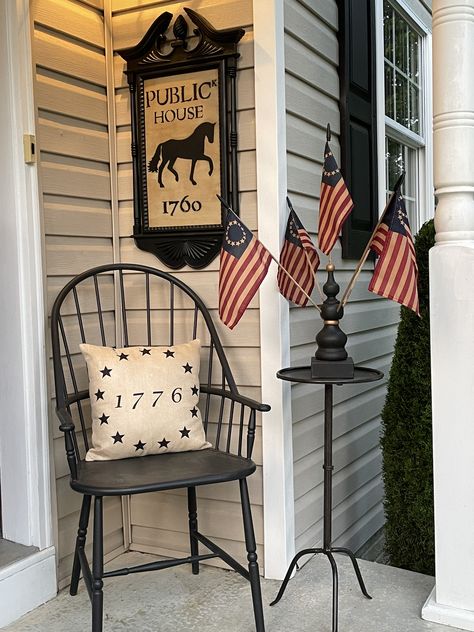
[80,339,211,461]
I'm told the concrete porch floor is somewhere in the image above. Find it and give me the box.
[3,551,463,632]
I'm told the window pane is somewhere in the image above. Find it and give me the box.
[385,136,418,229]
[395,70,408,128]
[395,12,408,74]
[385,63,395,119]
[384,1,394,61]
[384,2,423,134]
[408,29,420,84]
[410,84,420,133]
[386,137,403,190]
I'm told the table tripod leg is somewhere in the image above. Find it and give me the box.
[269,548,323,606]
[331,547,372,599]
[325,551,339,632]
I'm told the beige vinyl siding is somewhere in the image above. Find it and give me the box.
[111,0,263,571]
[284,0,399,554]
[32,0,125,588]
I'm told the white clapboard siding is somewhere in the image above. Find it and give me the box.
[35,71,108,126]
[284,0,395,556]
[32,0,122,590]
[111,1,263,571]
[32,0,105,49]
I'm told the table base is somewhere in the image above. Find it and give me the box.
[270,545,372,631]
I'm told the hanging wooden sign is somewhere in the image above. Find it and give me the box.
[118,9,244,269]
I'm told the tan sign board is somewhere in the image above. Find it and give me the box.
[144,68,221,229]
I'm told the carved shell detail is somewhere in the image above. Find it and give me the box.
[194,41,224,57]
[139,50,169,64]
[157,237,221,268]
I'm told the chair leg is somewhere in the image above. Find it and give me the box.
[70,495,92,596]
[92,496,104,632]
[187,486,199,575]
[239,478,265,632]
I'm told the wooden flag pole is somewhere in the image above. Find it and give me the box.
[217,194,322,313]
[338,172,405,309]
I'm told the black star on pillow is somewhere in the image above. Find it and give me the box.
[183,363,192,373]
[180,427,191,438]
[140,348,151,356]
[118,353,129,361]
[112,431,124,444]
[164,349,175,358]
[99,413,109,425]
[190,407,198,418]
[158,437,170,449]
[134,440,146,451]
[95,389,105,401]
[191,385,199,396]
[100,366,112,378]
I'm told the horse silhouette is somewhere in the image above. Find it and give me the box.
[148,121,215,187]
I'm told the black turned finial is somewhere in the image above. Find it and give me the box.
[311,264,354,379]
[326,123,331,142]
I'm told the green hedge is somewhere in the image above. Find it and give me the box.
[381,219,435,575]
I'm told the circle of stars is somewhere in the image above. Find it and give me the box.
[225,219,246,247]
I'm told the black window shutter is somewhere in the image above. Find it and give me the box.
[338,0,378,259]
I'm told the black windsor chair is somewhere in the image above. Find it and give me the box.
[51,263,269,632]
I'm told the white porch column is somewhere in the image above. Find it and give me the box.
[422,1,474,629]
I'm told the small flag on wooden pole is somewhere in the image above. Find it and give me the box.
[218,206,272,330]
[368,183,419,315]
[278,199,320,306]
[318,127,354,255]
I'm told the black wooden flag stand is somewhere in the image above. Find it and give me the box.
[272,265,383,632]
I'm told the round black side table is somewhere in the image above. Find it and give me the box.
[271,366,384,632]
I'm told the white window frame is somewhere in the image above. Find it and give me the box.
[375,0,433,231]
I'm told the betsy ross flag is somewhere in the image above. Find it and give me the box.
[368,186,419,315]
[219,209,272,329]
[318,143,354,255]
[278,202,320,306]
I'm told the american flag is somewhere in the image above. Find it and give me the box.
[219,209,272,329]
[318,142,354,255]
[368,186,419,315]
[278,204,320,306]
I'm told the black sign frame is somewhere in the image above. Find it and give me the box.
[118,9,244,269]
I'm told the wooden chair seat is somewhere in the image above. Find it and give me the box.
[71,449,256,496]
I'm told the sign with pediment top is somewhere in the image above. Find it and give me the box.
[118,9,245,269]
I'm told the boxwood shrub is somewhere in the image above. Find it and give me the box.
[381,219,435,575]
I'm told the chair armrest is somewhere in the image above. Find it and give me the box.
[56,406,76,433]
[199,386,271,412]
[56,406,79,478]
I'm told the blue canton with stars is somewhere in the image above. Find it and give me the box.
[284,210,304,248]
[222,209,253,258]
[382,191,410,236]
